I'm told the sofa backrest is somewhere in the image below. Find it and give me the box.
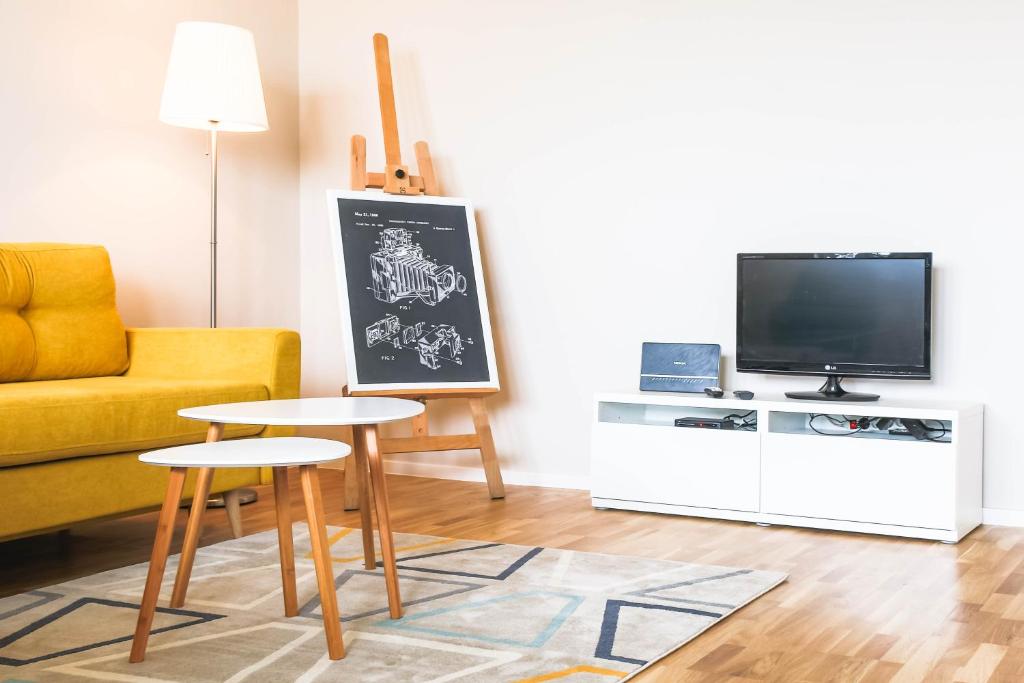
[0,243,129,382]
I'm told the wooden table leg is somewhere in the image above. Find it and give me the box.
[363,424,402,618]
[353,425,377,570]
[170,423,222,608]
[169,467,214,607]
[300,464,345,660]
[339,420,360,511]
[130,466,187,663]
[273,466,298,617]
[468,397,506,499]
[343,456,361,511]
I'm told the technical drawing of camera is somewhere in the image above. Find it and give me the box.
[370,228,468,306]
[365,314,465,370]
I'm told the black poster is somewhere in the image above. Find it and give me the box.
[330,193,497,389]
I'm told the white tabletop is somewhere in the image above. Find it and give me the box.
[139,437,351,468]
[178,397,425,426]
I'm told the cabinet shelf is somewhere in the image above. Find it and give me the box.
[590,392,982,542]
[598,401,756,431]
[768,411,952,444]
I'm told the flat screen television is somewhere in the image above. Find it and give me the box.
[736,252,932,402]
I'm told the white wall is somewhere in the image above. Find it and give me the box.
[300,1,1024,506]
[0,0,299,329]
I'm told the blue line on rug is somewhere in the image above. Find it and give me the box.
[624,569,753,608]
[379,590,584,648]
[298,570,486,622]
[0,597,223,666]
[595,599,722,666]
[0,591,62,622]
[386,544,544,581]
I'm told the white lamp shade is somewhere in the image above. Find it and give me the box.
[159,21,268,132]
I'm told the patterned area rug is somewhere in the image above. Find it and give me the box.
[0,525,785,682]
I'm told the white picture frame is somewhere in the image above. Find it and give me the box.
[326,189,500,392]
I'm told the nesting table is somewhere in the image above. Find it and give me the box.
[129,437,351,662]
[129,397,424,663]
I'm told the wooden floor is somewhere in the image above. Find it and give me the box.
[2,471,1023,682]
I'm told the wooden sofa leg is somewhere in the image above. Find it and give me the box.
[224,489,243,538]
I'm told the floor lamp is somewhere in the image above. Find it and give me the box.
[159,21,269,328]
[160,22,268,508]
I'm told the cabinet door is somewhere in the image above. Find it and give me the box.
[590,422,760,512]
[762,434,954,530]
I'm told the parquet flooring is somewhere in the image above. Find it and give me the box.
[2,471,1022,682]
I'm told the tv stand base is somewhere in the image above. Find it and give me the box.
[785,374,879,402]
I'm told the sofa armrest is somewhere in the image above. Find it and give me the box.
[124,328,300,401]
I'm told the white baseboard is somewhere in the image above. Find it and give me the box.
[382,459,590,492]
[982,508,1024,527]
[377,460,1024,529]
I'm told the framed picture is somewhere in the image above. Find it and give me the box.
[326,190,500,392]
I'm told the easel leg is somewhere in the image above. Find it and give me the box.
[468,397,505,499]
[351,135,367,191]
[414,141,439,195]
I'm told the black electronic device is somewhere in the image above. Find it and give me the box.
[639,343,721,393]
[736,252,932,402]
[900,418,931,440]
[733,390,754,400]
[674,417,734,430]
[704,386,724,398]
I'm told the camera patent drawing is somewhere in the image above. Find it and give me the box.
[370,228,467,306]
[417,324,463,370]
[365,314,402,348]
[366,315,465,371]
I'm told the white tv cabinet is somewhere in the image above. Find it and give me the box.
[590,392,983,542]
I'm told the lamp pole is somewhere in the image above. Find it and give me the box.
[209,124,219,328]
[161,21,268,509]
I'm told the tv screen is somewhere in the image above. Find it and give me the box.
[737,253,932,379]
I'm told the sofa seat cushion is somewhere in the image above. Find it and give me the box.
[0,376,267,467]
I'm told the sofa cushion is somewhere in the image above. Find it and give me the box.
[0,249,35,382]
[0,243,129,382]
[0,376,267,467]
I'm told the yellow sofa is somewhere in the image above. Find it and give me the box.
[0,243,300,540]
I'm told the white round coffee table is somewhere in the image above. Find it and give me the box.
[177,397,424,622]
[130,437,351,663]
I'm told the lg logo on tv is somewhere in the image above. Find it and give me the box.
[825,364,837,371]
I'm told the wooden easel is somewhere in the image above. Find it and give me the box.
[342,33,505,510]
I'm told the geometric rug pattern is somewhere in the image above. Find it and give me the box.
[0,525,786,681]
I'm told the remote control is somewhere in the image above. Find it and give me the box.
[704,386,724,398]
[733,390,754,400]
